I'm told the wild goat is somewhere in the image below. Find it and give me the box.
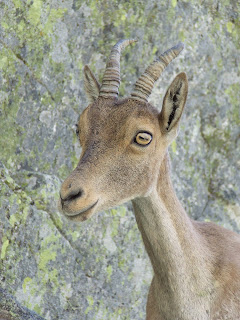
[59,39,240,320]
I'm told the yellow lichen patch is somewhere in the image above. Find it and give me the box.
[226,21,234,33]
[106,265,113,282]
[22,277,32,293]
[71,231,80,242]
[171,140,177,154]
[9,214,17,227]
[12,0,22,8]
[1,239,9,259]
[27,0,42,26]
[85,295,94,315]
[38,248,57,271]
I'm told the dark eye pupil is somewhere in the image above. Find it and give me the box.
[75,124,79,135]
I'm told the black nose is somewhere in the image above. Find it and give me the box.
[60,188,83,206]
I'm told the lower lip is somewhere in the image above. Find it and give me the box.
[66,200,98,220]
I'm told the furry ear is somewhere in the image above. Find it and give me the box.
[159,72,188,137]
[83,65,100,103]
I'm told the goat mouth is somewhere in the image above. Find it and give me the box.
[65,200,99,221]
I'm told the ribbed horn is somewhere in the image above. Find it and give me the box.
[131,42,184,102]
[99,39,137,99]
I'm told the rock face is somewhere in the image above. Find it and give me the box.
[0,288,45,320]
[0,1,239,319]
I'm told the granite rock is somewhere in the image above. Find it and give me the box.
[0,0,239,319]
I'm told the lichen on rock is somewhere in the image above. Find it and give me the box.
[0,0,239,319]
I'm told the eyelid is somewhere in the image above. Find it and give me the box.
[136,130,152,136]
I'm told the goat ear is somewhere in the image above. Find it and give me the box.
[83,65,100,103]
[159,72,188,137]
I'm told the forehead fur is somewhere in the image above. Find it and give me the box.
[80,97,160,127]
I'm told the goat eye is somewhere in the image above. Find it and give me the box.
[134,132,152,146]
[75,124,80,136]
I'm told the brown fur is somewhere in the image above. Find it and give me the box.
[59,64,240,319]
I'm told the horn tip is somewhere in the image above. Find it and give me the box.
[128,38,138,45]
[175,42,184,52]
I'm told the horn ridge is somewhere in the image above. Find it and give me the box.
[99,39,137,99]
[131,42,184,102]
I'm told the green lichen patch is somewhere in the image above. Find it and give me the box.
[85,295,94,315]
[27,0,43,26]
[1,0,240,319]
[106,265,113,282]
[22,277,33,294]
[225,83,240,125]
[38,248,56,271]
[1,239,9,260]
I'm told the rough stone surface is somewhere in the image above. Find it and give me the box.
[0,0,239,319]
[0,288,45,320]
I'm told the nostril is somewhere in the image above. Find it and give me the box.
[61,188,84,203]
[67,190,83,201]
